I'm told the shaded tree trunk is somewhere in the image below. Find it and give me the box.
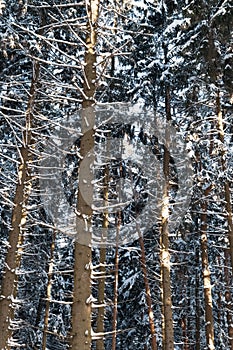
[112,215,120,350]
[195,245,201,350]
[216,89,233,348]
[137,224,158,350]
[42,230,56,350]
[96,245,106,350]
[224,249,233,349]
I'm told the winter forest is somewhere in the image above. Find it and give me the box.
[0,0,233,349]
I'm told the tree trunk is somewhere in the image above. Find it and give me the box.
[181,317,189,350]
[0,60,40,350]
[137,224,158,350]
[96,246,106,350]
[96,161,109,350]
[112,215,120,350]
[195,246,201,350]
[160,192,174,350]
[70,1,99,349]
[160,78,174,350]
[42,230,56,350]
[216,89,233,269]
[215,89,233,348]
[200,186,215,350]
[224,249,233,349]
[70,111,95,350]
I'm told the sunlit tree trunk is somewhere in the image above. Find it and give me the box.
[200,185,215,350]
[0,58,40,349]
[70,1,100,349]
[160,67,174,349]
[160,186,174,350]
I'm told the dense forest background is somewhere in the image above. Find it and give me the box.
[0,0,233,349]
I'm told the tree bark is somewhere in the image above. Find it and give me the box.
[42,230,56,350]
[138,230,158,350]
[112,215,120,350]
[70,110,95,350]
[200,186,215,350]
[160,77,174,350]
[195,246,201,350]
[96,246,106,350]
[160,51,174,349]
[216,89,233,348]
[224,250,233,349]
[0,59,40,350]
[70,1,100,349]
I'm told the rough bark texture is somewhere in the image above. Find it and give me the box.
[70,110,95,350]
[0,60,40,350]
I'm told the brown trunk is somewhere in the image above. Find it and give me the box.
[70,2,99,349]
[0,60,40,349]
[216,89,233,348]
[96,161,109,350]
[112,215,120,350]
[70,114,94,349]
[200,186,215,350]
[181,317,189,350]
[216,89,233,269]
[160,193,174,350]
[195,247,201,350]
[42,230,56,350]
[224,250,233,349]
[160,56,174,349]
[137,226,157,350]
[96,246,106,350]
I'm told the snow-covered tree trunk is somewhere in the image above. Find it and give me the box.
[160,79,174,350]
[70,1,100,349]
[96,244,106,350]
[200,185,215,350]
[0,59,40,349]
[96,161,109,350]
